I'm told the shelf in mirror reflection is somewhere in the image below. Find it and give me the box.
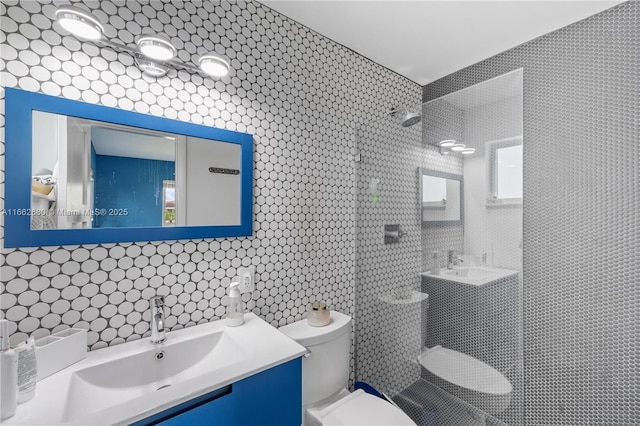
[378,290,429,305]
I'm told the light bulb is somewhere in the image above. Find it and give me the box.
[55,6,104,41]
[438,139,456,147]
[199,54,230,77]
[135,56,169,77]
[137,35,176,61]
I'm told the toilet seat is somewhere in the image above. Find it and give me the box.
[311,390,416,426]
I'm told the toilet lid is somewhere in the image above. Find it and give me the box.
[320,390,416,426]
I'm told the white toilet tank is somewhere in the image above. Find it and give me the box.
[279,311,352,407]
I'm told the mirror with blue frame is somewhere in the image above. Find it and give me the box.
[5,88,253,248]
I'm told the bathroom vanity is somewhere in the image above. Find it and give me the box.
[421,267,520,370]
[134,359,301,426]
[4,314,305,425]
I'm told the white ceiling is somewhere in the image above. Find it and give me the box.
[91,126,175,162]
[259,1,625,85]
[444,68,522,110]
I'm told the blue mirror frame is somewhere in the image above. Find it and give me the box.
[4,88,253,248]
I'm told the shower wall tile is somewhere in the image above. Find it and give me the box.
[421,100,464,272]
[355,114,424,395]
[422,274,519,371]
[423,1,639,424]
[418,71,524,426]
[0,0,421,374]
[422,99,464,148]
[395,379,508,426]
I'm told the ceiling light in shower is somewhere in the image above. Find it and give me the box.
[451,143,466,152]
[137,35,176,61]
[198,53,230,77]
[55,6,104,40]
[438,139,456,147]
[461,147,476,155]
[135,56,169,77]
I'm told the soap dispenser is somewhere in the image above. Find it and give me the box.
[430,252,440,275]
[0,320,18,420]
[226,282,244,327]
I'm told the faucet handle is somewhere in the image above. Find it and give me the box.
[151,295,165,308]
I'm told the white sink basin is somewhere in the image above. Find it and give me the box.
[444,267,497,280]
[7,313,306,425]
[63,331,245,422]
[422,266,519,286]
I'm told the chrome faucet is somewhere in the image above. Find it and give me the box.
[447,250,463,269]
[150,296,166,344]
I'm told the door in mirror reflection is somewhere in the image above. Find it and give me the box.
[31,111,240,230]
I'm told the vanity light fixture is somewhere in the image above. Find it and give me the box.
[199,54,230,77]
[137,35,177,62]
[53,6,232,79]
[135,56,169,77]
[438,139,456,147]
[437,140,475,156]
[54,6,104,40]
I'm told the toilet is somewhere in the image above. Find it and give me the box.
[279,311,416,426]
[418,345,512,414]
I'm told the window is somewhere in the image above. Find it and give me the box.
[162,180,176,226]
[489,137,522,201]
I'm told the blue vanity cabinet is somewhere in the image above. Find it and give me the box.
[134,358,302,426]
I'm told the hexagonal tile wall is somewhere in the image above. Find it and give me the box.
[0,0,421,386]
[423,1,639,424]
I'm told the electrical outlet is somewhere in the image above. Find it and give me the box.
[238,266,255,293]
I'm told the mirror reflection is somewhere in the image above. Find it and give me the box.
[420,169,462,223]
[31,111,241,230]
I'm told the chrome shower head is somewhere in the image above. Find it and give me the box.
[390,107,421,127]
[401,111,421,127]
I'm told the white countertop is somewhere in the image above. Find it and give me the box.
[421,266,519,286]
[6,313,306,425]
